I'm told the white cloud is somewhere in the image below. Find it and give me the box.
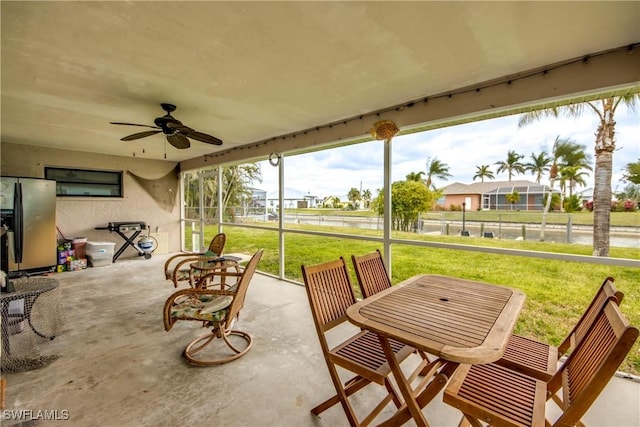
[260,104,639,197]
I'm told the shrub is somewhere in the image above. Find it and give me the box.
[623,199,637,212]
[543,193,562,211]
[612,200,625,212]
[563,195,582,212]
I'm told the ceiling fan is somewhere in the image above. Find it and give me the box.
[110,103,222,149]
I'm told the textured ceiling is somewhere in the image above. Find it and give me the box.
[1,1,639,162]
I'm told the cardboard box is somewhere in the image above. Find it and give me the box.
[68,258,87,271]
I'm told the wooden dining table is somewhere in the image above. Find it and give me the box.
[346,274,525,427]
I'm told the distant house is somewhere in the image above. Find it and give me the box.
[265,188,320,210]
[576,187,618,208]
[440,180,559,211]
[320,194,353,208]
[248,187,267,211]
[577,188,601,203]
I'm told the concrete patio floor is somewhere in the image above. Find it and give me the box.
[2,253,639,427]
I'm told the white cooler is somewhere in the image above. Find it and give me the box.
[86,241,116,267]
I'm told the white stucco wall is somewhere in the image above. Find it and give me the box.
[1,142,181,258]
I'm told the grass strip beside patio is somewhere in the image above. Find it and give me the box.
[200,225,640,376]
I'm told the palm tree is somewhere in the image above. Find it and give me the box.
[562,142,592,172]
[622,159,640,184]
[539,136,575,240]
[560,165,590,198]
[519,93,640,256]
[505,191,520,210]
[425,157,452,189]
[473,165,495,183]
[347,187,361,208]
[220,164,262,219]
[362,189,372,208]
[193,164,262,221]
[550,141,591,212]
[495,150,525,181]
[524,151,552,184]
[406,171,425,182]
[561,142,592,201]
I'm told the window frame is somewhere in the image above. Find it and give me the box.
[44,167,123,198]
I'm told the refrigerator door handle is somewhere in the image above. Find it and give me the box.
[14,182,23,263]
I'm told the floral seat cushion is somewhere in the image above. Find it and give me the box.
[170,294,233,322]
[165,268,191,282]
[176,269,191,281]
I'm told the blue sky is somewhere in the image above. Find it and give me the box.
[262,104,638,199]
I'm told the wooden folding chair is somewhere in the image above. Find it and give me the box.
[496,276,623,381]
[352,250,433,367]
[301,258,416,427]
[351,249,391,299]
[443,300,639,427]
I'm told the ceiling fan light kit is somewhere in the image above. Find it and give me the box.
[110,103,223,150]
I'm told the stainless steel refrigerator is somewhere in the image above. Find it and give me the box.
[1,177,57,277]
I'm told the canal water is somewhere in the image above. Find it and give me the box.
[282,214,639,249]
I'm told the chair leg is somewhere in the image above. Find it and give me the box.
[0,378,5,410]
[460,415,482,427]
[311,376,369,415]
[417,350,435,375]
[315,361,405,427]
[383,377,403,408]
[327,365,361,427]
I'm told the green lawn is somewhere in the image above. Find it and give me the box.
[198,223,640,375]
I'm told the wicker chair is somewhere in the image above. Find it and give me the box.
[496,276,623,381]
[163,232,226,288]
[301,257,417,427]
[444,300,638,427]
[163,249,263,366]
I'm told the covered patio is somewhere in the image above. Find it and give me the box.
[2,254,638,426]
[2,2,639,425]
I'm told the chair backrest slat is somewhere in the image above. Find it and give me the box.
[558,276,623,356]
[351,249,391,299]
[551,301,638,426]
[301,258,356,333]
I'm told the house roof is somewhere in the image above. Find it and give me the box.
[577,188,594,199]
[484,184,554,194]
[442,180,542,195]
[266,188,319,200]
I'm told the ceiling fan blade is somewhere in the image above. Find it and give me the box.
[166,122,223,145]
[110,122,159,129]
[185,131,223,146]
[166,122,193,132]
[120,130,162,141]
[166,133,190,149]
